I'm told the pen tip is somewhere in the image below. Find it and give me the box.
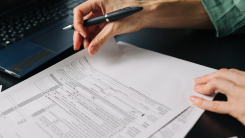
[63,25,72,30]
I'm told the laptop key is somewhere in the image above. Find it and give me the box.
[0,34,5,37]
[0,0,74,44]
[19,34,24,38]
[3,40,13,46]
[9,34,21,42]
[7,30,14,34]
[33,23,38,27]
[20,14,68,38]
[25,26,31,31]
[0,37,8,42]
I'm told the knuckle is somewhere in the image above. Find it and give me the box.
[200,85,208,94]
[73,7,78,14]
[196,98,204,106]
[199,74,211,83]
[210,77,220,86]
[74,22,83,31]
[202,75,208,81]
[229,68,237,71]
[96,36,106,47]
[202,86,211,94]
[73,24,80,31]
[217,68,228,77]
[211,102,219,111]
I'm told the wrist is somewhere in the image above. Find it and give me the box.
[136,0,162,29]
[105,0,153,30]
[139,0,213,29]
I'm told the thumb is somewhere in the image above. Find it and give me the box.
[88,23,115,55]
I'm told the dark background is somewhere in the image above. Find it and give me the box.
[1,28,245,137]
[0,0,35,13]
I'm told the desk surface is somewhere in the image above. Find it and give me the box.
[1,28,245,138]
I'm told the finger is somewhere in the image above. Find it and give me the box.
[194,68,245,86]
[84,12,94,20]
[86,25,97,34]
[189,96,231,114]
[229,68,245,76]
[99,22,107,30]
[73,31,83,51]
[88,23,115,55]
[193,77,237,96]
[93,26,103,36]
[83,38,89,49]
[84,12,97,34]
[88,28,99,42]
[73,1,100,38]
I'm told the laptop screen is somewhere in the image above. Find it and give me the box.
[0,0,38,14]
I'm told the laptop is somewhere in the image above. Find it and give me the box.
[0,0,86,78]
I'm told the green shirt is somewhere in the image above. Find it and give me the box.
[201,0,245,37]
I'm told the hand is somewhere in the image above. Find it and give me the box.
[73,0,152,55]
[73,0,213,55]
[189,69,245,125]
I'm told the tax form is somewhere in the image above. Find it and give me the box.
[117,42,217,138]
[0,38,215,138]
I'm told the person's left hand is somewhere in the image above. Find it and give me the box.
[189,68,245,125]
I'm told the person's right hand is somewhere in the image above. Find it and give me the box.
[190,69,245,125]
[73,0,213,55]
[73,0,152,55]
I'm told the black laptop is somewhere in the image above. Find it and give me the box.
[0,0,85,78]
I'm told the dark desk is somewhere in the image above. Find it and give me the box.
[1,28,245,137]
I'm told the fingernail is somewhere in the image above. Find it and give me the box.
[194,84,201,89]
[73,43,76,51]
[190,96,196,102]
[90,46,98,55]
[73,46,78,51]
[194,77,201,82]
[80,32,86,38]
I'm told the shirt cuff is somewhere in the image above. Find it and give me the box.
[201,0,245,38]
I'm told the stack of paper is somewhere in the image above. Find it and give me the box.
[0,38,216,138]
[117,42,217,138]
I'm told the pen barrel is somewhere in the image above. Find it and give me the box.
[83,16,106,27]
[81,7,143,27]
[107,7,143,21]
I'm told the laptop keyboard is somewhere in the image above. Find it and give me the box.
[0,0,85,49]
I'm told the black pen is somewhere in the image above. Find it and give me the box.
[63,6,143,30]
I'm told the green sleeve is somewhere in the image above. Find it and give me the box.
[201,0,245,37]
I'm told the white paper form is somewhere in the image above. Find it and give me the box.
[117,41,217,138]
[150,105,198,138]
[0,38,198,138]
[151,105,204,138]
